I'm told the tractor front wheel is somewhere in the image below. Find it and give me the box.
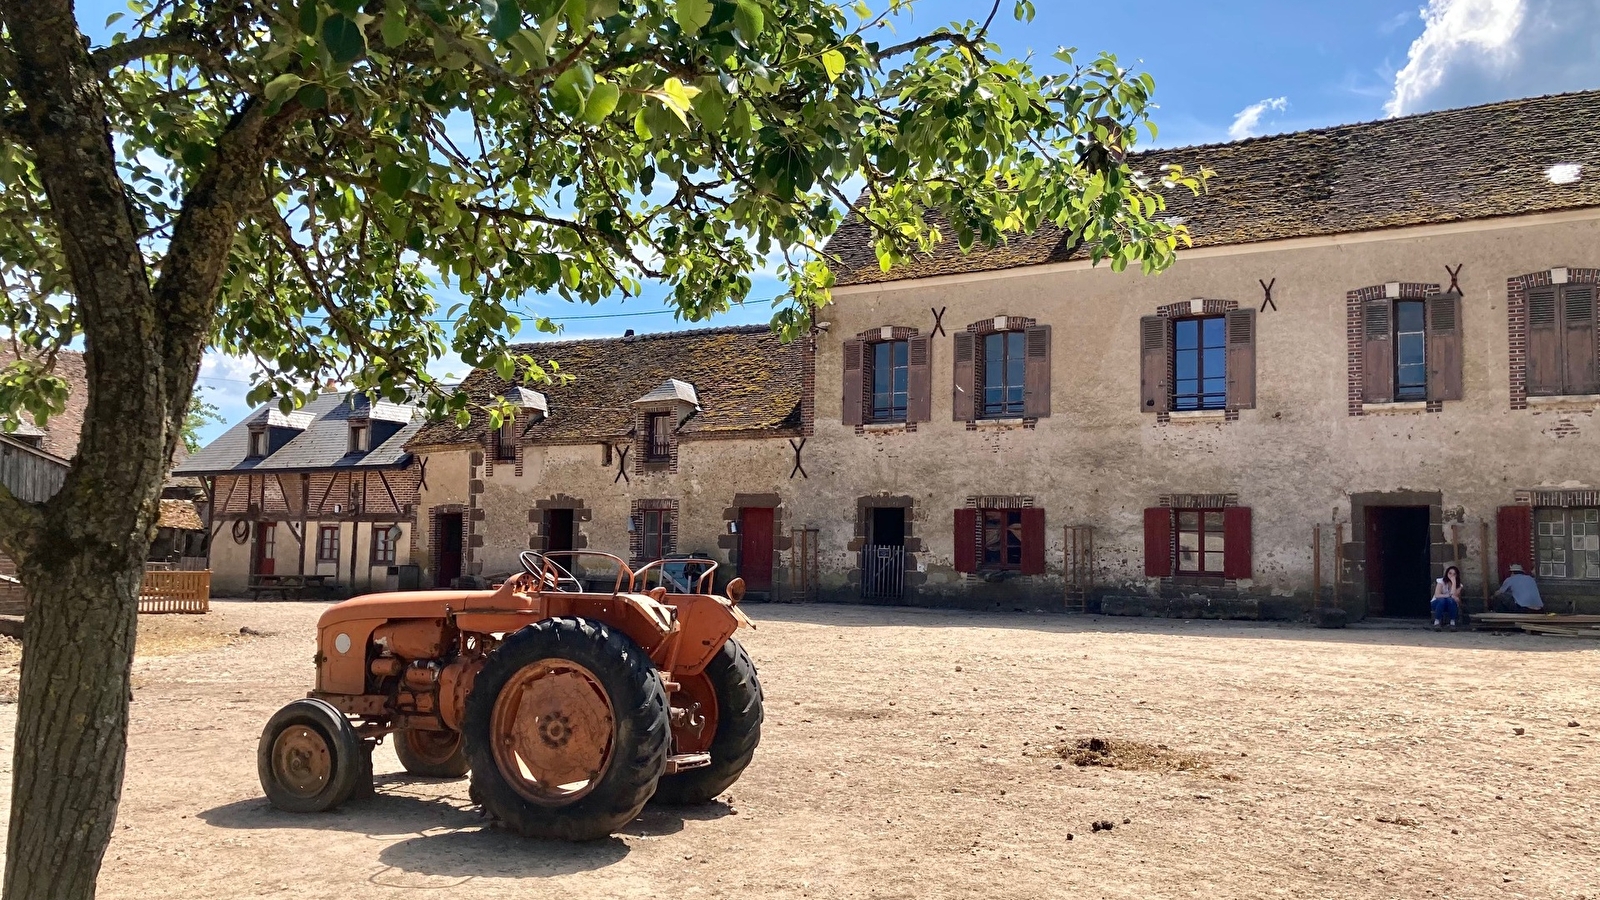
[395,727,470,778]
[462,617,669,840]
[652,637,763,805]
[257,698,365,813]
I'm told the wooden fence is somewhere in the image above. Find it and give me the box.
[139,570,211,614]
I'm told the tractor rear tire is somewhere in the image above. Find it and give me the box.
[462,616,669,840]
[652,637,763,805]
[395,728,470,778]
[258,698,364,813]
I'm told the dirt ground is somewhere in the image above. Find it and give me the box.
[2,601,1597,899]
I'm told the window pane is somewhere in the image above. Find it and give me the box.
[873,343,891,393]
[1175,348,1198,381]
[1202,317,1225,346]
[1396,301,1425,332]
[1174,319,1198,351]
[1204,511,1224,532]
[1179,511,1200,531]
[1205,551,1225,573]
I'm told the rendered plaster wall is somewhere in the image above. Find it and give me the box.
[207,518,411,595]
[800,213,1600,611]
[423,436,803,589]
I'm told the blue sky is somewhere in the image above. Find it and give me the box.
[71,0,1600,441]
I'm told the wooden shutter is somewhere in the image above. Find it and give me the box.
[1562,284,1598,394]
[1496,505,1533,581]
[841,338,865,426]
[1143,507,1172,577]
[952,332,975,422]
[1019,507,1047,575]
[1222,507,1253,579]
[1138,315,1169,413]
[1425,293,1463,402]
[1022,324,1052,418]
[953,508,977,574]
[1224,308,1257,410]
[1526,286,1562,396]
[1362,300,1394,403]
[906,334,932,423]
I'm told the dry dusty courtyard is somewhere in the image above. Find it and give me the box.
[1,600,1597,899]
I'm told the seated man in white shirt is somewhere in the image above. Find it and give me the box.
[1492,564,1544,613]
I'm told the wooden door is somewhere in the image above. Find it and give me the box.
[739,507,775,590]
[436,513,463,588]
[253,522,276,576]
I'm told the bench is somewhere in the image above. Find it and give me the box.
[248,574,338,601]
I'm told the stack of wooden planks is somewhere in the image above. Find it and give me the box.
[1472,612,1600,638]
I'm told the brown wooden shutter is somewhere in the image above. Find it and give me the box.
[1138,315,1169,413]
[1425,293,1463,402]
[1022,324,1052,418]
[1143,507,1172,577]
[1222,507,1253,579]
[953,508,977,574]
[1496,505,1533,581]
[1526,286,1562,396]
[1224,308,1257,410]
[842,338,864,426]
[1562,284,1598,394]
[1020,507,1047,575]
[906,334,932,423]
[1362,300,1394,404]
[952,331,976,421]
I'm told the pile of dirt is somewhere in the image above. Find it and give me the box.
[1039,737,1209,773]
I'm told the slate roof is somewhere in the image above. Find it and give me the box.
[825,90,1600,286]
[174,393,421,475]
[0,349,87,459]
[408,325,805,449]
[635,379,700,407]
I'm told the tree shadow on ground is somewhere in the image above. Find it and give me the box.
[743,600,1597,653]
[198,774,733,878]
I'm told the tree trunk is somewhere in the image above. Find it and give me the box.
[0,5,289,898]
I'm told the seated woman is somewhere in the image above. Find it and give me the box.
[1431,565,1463,631]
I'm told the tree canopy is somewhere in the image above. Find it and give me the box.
[2,0,1200,430]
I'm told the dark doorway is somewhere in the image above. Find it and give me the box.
[1365,506,1432,617]
[870,507,906,547]
[545,509,576,553]
[862,507,907,601]
[435,512,463,588]
[738,507,775,590]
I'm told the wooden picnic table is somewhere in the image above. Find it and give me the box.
[248,574,338,601]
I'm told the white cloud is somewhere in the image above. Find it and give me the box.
[1386,0,1600,117]
[1227,97,1289,140]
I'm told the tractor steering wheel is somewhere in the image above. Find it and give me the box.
[517,551,584,592]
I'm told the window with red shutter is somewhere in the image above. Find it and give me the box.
[1020,508,1047,575]
[953,509,978,574]
[1222,507,1253,579]
[1143,507,1173,577]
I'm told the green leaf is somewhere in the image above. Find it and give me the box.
[489,0,521,40]
[649,77,701,125]
[321,13,367,67]
[820,49,846,82]
[672,0,713,35]
[581,81,620,124]
[380,1,409,47]
[297,0,319,34]
[733,0,764,41]
[379,164,414,198]
[295,83,329,109]
[263,73,305,103]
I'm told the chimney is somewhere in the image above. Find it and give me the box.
[623,329,636,341]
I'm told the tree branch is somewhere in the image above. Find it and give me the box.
[89,29,217,72]
[0,478,44,569]
[874,30,984,60]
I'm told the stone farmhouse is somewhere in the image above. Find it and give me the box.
[185,90,1600,617]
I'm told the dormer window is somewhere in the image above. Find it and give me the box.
[348,422,370,453]
[248,429,268,458]
[645,412,671,462]
[494,414,518,460]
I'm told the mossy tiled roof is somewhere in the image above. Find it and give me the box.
[408,325,805,449]
[826,90,1600,286]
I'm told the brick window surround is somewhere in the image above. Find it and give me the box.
[633,407,681,474]
[1143,299,1244,425]
[844,326,923,433]
[1507,267,1600,409]
[953,316,1047,428]
[1346,281,1442,416]
[629,499,678,563]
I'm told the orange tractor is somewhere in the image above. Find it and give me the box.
[257,551,762,840]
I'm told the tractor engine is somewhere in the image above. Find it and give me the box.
[367,619,482,729]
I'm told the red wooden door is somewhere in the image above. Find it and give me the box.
[739,508,774,590]
[253,522,276,576]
